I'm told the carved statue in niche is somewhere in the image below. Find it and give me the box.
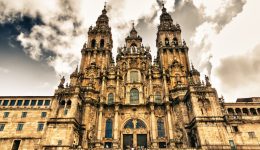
[198,97,211,115]
[87,125,97,141]
[130,58,137,68]
[89,107,96,128]
[174,123,184,144]
[122,62,127,71]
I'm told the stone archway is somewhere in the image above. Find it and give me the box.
[121,118,149,150]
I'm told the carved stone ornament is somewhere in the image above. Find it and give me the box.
[155,107,165,117]
[88,126,96,140]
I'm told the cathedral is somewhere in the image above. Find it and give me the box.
[1,4,260,150]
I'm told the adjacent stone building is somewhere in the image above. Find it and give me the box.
[1,4,260,150]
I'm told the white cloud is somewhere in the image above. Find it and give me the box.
[0,0,260,101]
[0,67,9,73]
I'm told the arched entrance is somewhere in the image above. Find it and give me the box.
[121,119,148,150]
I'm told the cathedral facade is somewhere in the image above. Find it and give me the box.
[1,4,260,150]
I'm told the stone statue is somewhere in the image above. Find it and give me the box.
[58,76,65,88]
[174,124,184,143]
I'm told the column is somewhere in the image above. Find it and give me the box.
[148,68,153,102]
[150,105,157,148]
[166,104,174,147]
[163,68,169,102]
[113,105,119,148]
[96,105,103,147]
[116,67,120,102]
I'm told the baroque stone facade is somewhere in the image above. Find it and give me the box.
[1,4,260,150]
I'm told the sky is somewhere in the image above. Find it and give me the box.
[0,0,259,102]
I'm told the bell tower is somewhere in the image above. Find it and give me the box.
[156,4,191,71]
[80,4,113,72]
[156,4,190,87]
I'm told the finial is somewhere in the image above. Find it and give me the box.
[161,0,166,12]
[191,62,194,69]
[102,1,107,14]
[132,21,135,28]
[104,0,107,9]
[162,0,165,7]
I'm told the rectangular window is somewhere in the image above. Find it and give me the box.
[37,100,43,106]
[37,123,44,131]
[44,100,50,106]
[16,123,24,131]
[31,100,36,106]
[58,140,62,145]
[24,100,30,106]
[10,100,16,106]
[3,112,9,118]
[0,124,5,131]
[21,112,27,118]
[248,132,256,138]
[12,140,21,150]
[3,100,9,106]
[41,112,47,118]
[232,126,239,133]
[0,100,2,105]
[17,100,23,106]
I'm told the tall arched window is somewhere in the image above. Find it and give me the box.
[105,119,113,138]
[157,118,165,138]
[100,39,105,48]
[91,39,96,48]
[67,100,72,108]
[173,37,178,46]
[108,93,114,104]
[165,38,170,46]
[154,92,162,103]
[130,88,139,104]
[60,100,65,106]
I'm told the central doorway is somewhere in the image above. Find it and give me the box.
[123,134,133,150]
[122,119,148,150]
[137,134,147,148]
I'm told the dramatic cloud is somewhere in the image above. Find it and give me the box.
[0,0,259,101]
[215,44,260,99]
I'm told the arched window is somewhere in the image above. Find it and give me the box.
[136,119,146,129]
[124,119,134,129]
[108,93,114,104]
[250,108,257,115]
[235,108,242,115]
[100,39,105,48]
[173,37,178,46]
[130,88,139,104]
[130,71,138,83]
[91,39,96,48]
[242,108,249,115]
[227,108,234,115]
[131,43,137,47]
[157,118,165,137]
[105,119,113,138]
[67,100,72,108]
[60,100,65,106]
[154,92,162,103]
[131,43,137,53]
[165,38,170,46]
